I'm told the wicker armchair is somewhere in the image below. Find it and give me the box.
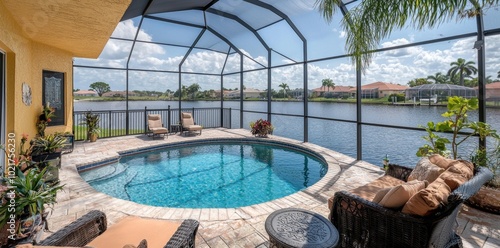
[330,164,493,248]
[38,210,199,248]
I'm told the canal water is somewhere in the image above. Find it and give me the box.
[75,100,500,167]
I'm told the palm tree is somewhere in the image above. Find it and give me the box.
[278,83,289,99]
[317,0,499,71]
[427,72,449,84]
[447,58,478,86]
[322,78,335,93]
[497,70,500,79]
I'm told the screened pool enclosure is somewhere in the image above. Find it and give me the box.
[73,0,500,166]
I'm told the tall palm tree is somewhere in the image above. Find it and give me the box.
[447,58,478,86]
[317,0,499,71]
[278,83,289,99]
[427,72,449,84]
[497,70,500,79]
[322,78,335,93]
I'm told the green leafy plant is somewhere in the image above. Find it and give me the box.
[0,167,63,234]
[30,134,67,156]
[470,139,500,187]
[417,96,498,159]
[36,103,56,137]
[84,111,100,140]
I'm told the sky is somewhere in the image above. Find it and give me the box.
[73,1,500,93]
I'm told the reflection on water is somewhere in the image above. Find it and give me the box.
[76,101,500,167]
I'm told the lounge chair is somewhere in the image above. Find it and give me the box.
[147,114,168,139]
[180,112,202,136]
[38,210,199,248]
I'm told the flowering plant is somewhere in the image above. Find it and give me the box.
[250,119,274,137]
[36,103,56,137]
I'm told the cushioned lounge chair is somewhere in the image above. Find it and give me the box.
[329,163,493,248]
[38,210,199,248]
[147,114,168,139]
[180,112,202,136]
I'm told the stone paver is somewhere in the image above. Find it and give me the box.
[42,128,500,247]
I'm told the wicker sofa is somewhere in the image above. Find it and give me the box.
[329,163,493,248]
[38,210,199,248]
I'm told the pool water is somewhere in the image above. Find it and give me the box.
[80,143,327,208]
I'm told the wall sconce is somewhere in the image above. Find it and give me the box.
[473,40,484,50]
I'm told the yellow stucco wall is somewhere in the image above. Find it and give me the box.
[1,2,73,150]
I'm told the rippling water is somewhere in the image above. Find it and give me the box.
[75,100,500,167]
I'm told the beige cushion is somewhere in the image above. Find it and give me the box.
[372,187,392,204]
[87,216,180,248]
[349,175,405,201]
[408,157,445,183]
[181,113,195,126]
[378,180,427,208]
[150,127,168,134]
[123,239,147,248]
[329,175,404,210]
[402,178,451,216]
[438,160,474,191]
[428,154,454,169]
[148,115,166,131]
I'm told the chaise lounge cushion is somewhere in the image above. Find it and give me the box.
[377,180,428,208]
[147,115,168,135]
[402,177,451,216]
[87,216,180,248]
[181,113,202,131]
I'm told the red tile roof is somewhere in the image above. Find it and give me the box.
[361,82,408,90]
[486,82,500,89]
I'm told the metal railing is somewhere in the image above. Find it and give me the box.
[74,106,232,141]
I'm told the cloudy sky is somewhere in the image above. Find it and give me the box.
[73,2,500,93]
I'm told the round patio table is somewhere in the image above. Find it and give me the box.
[265,208,338,248]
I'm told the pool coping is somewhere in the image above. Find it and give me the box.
[59,129,346,221]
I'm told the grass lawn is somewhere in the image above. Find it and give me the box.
[73,125,144,140]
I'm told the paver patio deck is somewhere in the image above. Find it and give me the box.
[44,128,500,247]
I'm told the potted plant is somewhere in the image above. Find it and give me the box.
[468,139,500,214]
[84,111,100,142]
[250,119,274,138]
[0,167,63,246]
[30,134,67,183]
[416,96,499,213]
[36,103,55,137]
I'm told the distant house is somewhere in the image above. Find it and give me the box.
[312,85,335,97]
[102,91,137,97]
[73,90,98,97]
[351,82,408,99]
[313,85,353,98]
[243,88,262,98]
[224,88,263,99]
[485,82,500,101]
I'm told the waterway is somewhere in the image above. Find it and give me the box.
[75,100,500,167]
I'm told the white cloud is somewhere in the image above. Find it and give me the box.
[75,20,500,92]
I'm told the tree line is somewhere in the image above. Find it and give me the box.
[408,58,499,87]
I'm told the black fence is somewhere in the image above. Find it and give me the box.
[74,107,232,141]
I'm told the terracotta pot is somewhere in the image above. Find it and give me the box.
[89,133,98,142]
[467,185,500,215]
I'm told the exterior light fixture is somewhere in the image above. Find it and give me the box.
[473,40,484,49]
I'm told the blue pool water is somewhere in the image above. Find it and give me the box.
[80,143,327,208]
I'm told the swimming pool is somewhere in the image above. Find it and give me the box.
[79,142,327,208]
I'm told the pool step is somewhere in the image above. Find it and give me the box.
[86,163,128,183]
